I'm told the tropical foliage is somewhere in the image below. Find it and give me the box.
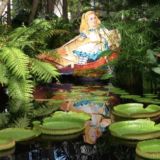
[0,19,69,128]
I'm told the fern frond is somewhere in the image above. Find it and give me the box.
[36,29,69,38]
[0,112,10,127]
[31,19,52,29]
[7,99,33,114]
[0,62,9,85]
[7,77,33,100]
[9,39,35,51]
[8,116,30,128]
[33,104,59,117]
[31,59,60,83]
[0,46,29,79]
[38,49,61,61]
[8,27,35,41]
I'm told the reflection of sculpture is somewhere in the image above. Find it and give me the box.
[38,11,121,74]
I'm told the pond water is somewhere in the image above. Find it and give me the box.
[0,76,153,160]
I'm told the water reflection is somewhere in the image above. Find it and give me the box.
[0,128,153,160]
[0,81,157,160]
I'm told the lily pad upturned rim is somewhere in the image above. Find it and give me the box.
[136,139,160,159]
[109,119,160,140]
[113,103,160,118]
[33,111,90,135]
[0,136,15,151]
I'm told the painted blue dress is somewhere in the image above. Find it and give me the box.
[73,26,109,65]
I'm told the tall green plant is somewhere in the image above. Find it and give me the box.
[0,19,69,100]
[101,5,160,93]
[0,19,70,128]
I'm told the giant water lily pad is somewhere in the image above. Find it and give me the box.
[0,137,15,151]
[113,103,160,118]
[33,111,91,135]
[120,95,141,99]
[109,119,160,140]
[136,139,160,159]
[0,128,41,142]
[133,97,154,103]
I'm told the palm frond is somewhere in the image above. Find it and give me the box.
[0,112,10,127]
[7,99,33,114]
[31,59,60,83]
[0,62,9,85]
[7,76,33,100]
[8,116,30,128]
[0,46,29,79]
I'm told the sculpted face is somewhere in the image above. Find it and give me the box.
[87,14,97,29]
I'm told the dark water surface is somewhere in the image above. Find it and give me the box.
[0,129,141,160]
[0,76,149,160]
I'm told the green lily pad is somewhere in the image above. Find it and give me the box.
[120,95,141,99]
[109,119,160,140]
[33,111,91,135]
[0,128,41,142]
[54,92,69,95]
[48,100,64,104]
[152,99,160,104]
[136,139,160,159]
[90,91,109,95]
[109,88,129,95]
[0,137,15,151]
[113,103,160,118]
[133,97,154,103]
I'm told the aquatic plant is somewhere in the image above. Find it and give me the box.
[136,139,160,159]
[32,111,91,135]
[0,137,15,151]
[109,119,160,140]
[112,103,160,118]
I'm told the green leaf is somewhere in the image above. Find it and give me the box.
[136,139,160,159]
[0,137,15,151]
[0,47,29,79]
[109,119,160,140]
[7,99,33,114]
[33,105,60,117]
[100,73,113,80]
[98,50,115,59]
[8,116,30,128]
[7,77,33,100]
[0,112,10,127]
[147,49,157,64]
[152,67,160,74]
[0,62,8,85]
[0,128,41,142]
[31,59,60,83]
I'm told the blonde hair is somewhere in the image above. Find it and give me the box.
[79,11,101,35]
